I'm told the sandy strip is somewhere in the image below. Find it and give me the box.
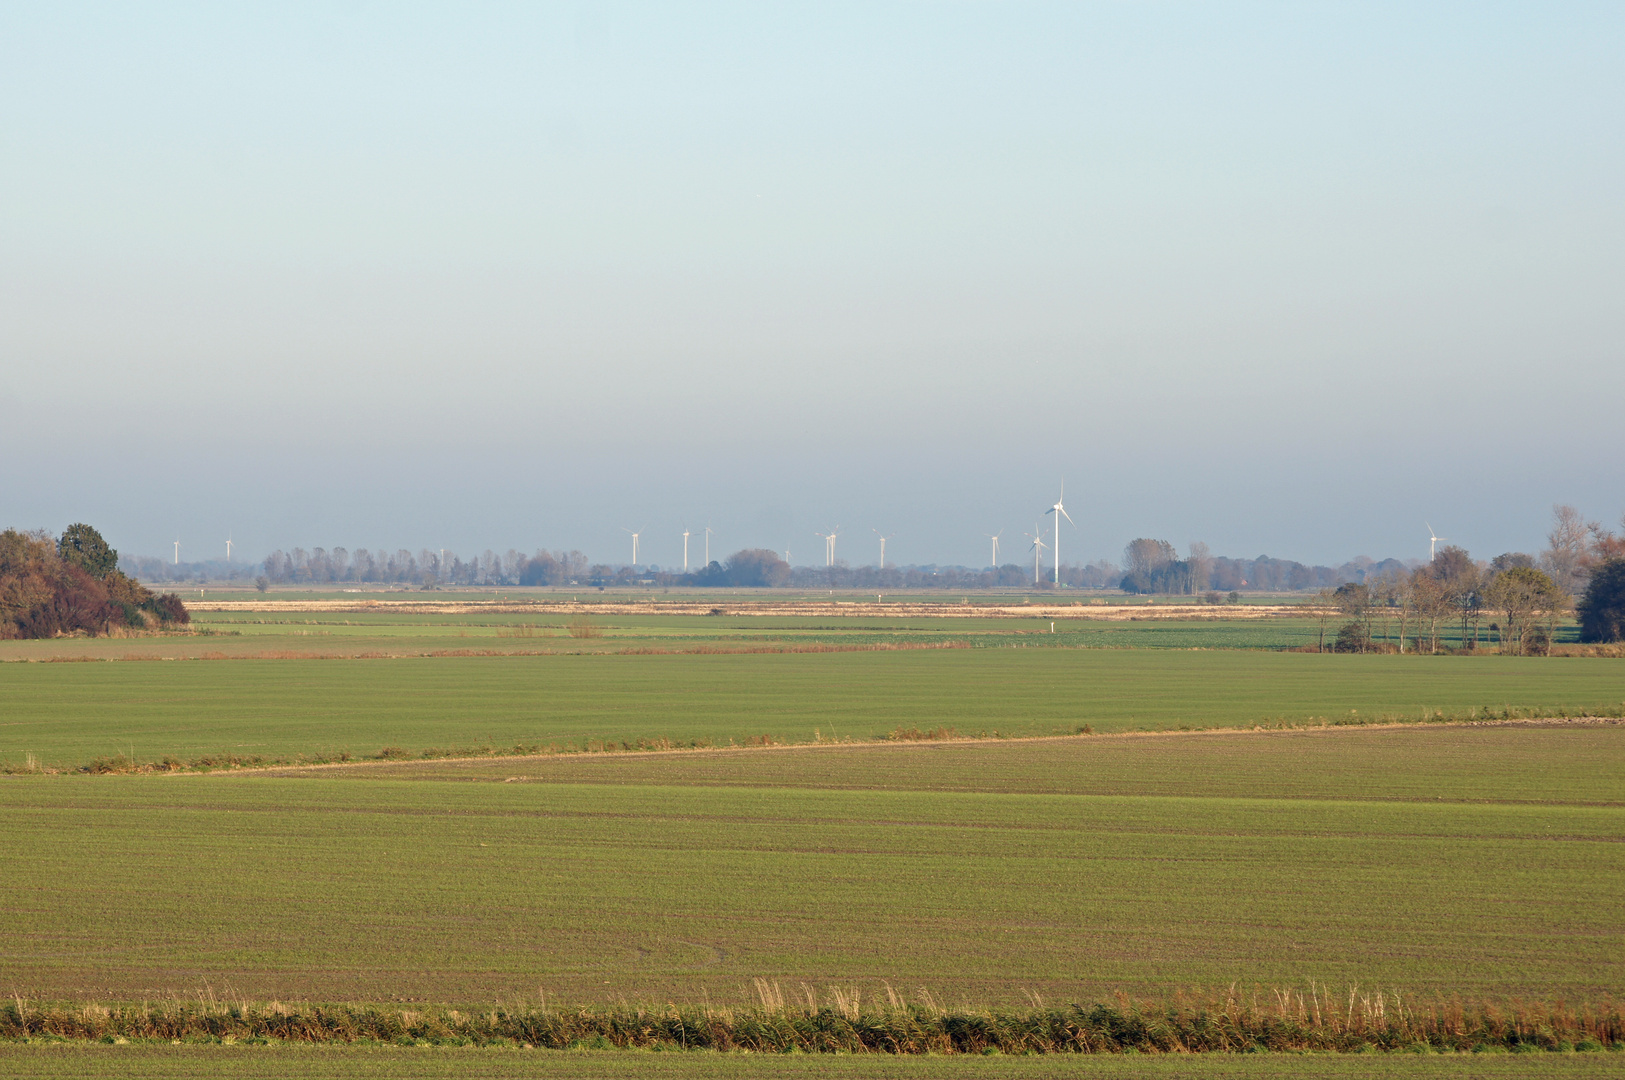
[186,599,1305,620]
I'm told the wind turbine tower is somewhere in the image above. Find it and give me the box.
[1045,485,1075,586]
[1426,522,1448,560]
[623,526,646,567]
[987,531,1003,568]
[225,536,233,562]
[704,525,714,567]
[682,528,691,572]
[173,539,180,565]
[1025,526,1048,585]
[873,529,893,570]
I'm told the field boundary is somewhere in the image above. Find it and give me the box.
[185,714,1625,780]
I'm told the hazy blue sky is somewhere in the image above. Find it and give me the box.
[4,2,1621,570]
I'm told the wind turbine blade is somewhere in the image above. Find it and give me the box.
[1060,507,1075,525]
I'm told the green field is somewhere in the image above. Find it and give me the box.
[5,603,1621,1076]
[2,725,1619,1005]
[3,649,1622,771]
[0,596,1573,662]
[1,1043,1620,1080]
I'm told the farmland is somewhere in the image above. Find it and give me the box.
[2,597,1621,1077]
[3,646,1623,772]
[1,724,1620,1006]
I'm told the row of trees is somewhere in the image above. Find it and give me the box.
[1121,538,1409,595]
[1314,548,1570,655]
[258,547,594,588]
[1,525,187,639]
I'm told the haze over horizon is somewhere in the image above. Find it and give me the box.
[5,3,1621,570]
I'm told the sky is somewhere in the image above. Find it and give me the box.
[3,2,1622,571]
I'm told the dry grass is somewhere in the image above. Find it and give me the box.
[1,989,1616,1053]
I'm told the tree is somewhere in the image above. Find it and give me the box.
[1430,546,1481,651]
[1311,589,1339,652]
[1186,542,1213,595]
[57,523,118,579]
[2,525,187,638]
[1331,583,1372,652]
[1543,504,1592,595]
[1370,571,1415,653]
[1412,571,1453,653]
[722,549,791,588]
[1485,566,1562,655]
[1578,559,1625,643]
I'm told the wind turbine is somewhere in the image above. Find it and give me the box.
[225,536,233,562]
[173,539,180,565]
[1426,522,1448,560]
[1024,525,1048,585]
[681,528,691,572]
[623,526,646,567]
[704,525,714,567]
[873,529,894,570]
[1044,484,1075,586]
[814,531,832,566]
[987,530,1003,568]
[828,526,840,566]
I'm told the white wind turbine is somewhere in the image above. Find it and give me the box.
[828,526,840,566]
[814,530,833,566]
[987,530,1003,568]
[623,526,647,567]
[173,539,180,565]
[1024,525,1048,585]
[225,536,233,562]
[873,529,893,570]
[704,525,714,567]
[1044,484,1075,586]
[681,528,691,572]
[1426,522,1448,560]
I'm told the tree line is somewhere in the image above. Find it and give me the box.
[257,547,593,589]
[1,525,188,639]
[1307,506,1625,652]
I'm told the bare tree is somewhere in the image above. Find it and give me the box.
[1543,504,1592,595]
[1312,588,1339,652]
[1372,570,1415,653]
[1412,571,1450,653]
[1186,541,1213,595]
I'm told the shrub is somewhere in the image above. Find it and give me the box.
[1333,621,1370,653]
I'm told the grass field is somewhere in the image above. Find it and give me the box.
[3,1042,1620,1079]
[2,725,1619,1005]
[3,648,1622,771]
